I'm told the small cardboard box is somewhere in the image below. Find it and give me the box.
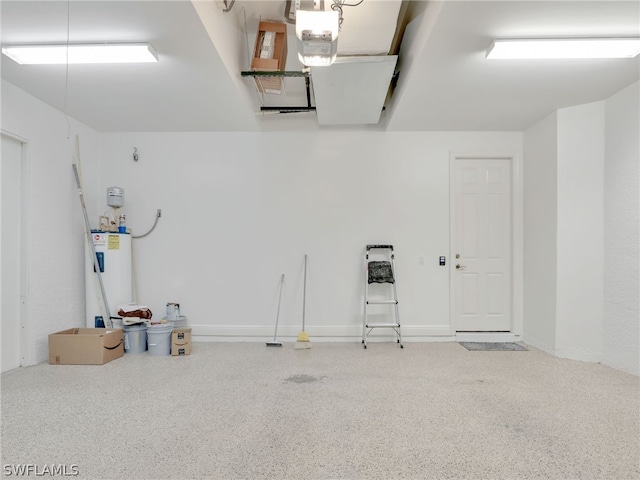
[49,328,124,365]
[171,328,192,356]
[251,20,288,94]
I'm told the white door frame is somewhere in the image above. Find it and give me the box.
[449,152,523,336]
[1,130,30,368]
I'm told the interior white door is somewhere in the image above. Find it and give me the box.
[1,134,23,372]
[452,158,512,332]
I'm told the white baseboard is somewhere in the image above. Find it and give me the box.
[555,346,602,364]
[522,337,555,355]
[190,324,454,342]
[183,325,531,344]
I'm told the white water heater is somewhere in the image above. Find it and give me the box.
[85,231,133,327]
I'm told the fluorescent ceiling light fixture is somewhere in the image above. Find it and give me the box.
[487,37,640,59]
[1,43,158,65]
[295,10,339,67]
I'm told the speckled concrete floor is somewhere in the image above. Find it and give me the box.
[1,342,639,480]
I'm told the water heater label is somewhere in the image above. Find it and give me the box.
[93,234,106,246]
[108,235,120,250]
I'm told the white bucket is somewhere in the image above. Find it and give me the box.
[111,317,123,329]
[123,324,146,353]
[171,316,188,330]
[146,324,173,356]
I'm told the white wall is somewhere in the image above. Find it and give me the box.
[99,131,522,340]
[524,103,605,363]
[556,102,605,362]
[523,83,639,374]
[523,111,558,353]
[603,81,639,376]
[1,79,102,365]
[3,77,636,371]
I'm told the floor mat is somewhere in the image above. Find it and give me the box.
[459,342,528,351]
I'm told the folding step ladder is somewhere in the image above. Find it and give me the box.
[362,245,403,349]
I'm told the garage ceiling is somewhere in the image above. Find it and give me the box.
[1,0,638,132]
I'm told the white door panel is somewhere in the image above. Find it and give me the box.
[452,158,512,332]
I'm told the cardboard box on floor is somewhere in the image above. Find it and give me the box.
[251,20,288,94]
[49,328,124,365]
[172,328,192,356]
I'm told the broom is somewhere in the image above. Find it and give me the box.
[294,254,311,350]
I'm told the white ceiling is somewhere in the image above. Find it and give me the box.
[1,0,638,132]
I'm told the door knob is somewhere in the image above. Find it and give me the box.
[456,264,466,270]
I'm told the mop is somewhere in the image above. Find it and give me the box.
[266,274,285,347]
[294,254,312,350]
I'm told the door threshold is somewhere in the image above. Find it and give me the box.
[456,332,519,343]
